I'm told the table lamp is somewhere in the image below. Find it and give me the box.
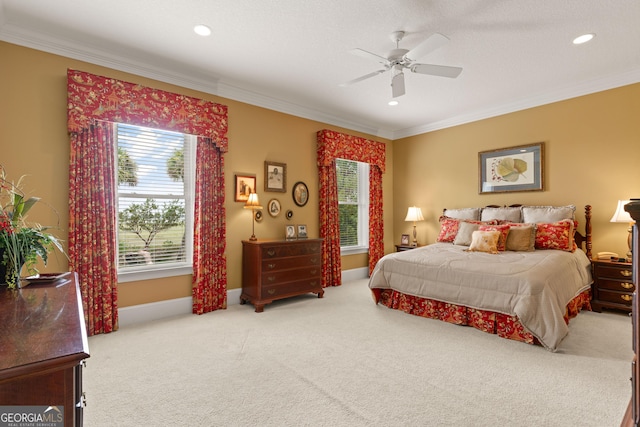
[610,199,634,261]
[244,193,263,241]
[404,206,424,246]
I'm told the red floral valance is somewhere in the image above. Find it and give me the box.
[317,129,385,172]
[67,69,228,151]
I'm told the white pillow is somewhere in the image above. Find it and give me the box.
[443,208,481,221]
[522,205,575,223]
[467,230,500,254]
[453,221,480,246]
[481,207,522,222]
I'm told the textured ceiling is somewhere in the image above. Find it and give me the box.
[1,0,639,139]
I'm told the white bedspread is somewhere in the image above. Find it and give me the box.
[368,243,593,350]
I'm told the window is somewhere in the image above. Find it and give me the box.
[336,159,369,253]
[115,123,196,281]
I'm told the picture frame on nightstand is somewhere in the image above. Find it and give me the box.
[401,234,410,245]
[285,225,296,240]
[297,224,308,239]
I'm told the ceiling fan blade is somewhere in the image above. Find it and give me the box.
[404,33,450,62]
[391,72,405,98]
[349,48,390,66]
[411,63,463,78]
[340,69,388,87]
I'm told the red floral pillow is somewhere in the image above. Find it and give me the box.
[479,224,511,251]
[534,219,575,251]
[437,216,497,243]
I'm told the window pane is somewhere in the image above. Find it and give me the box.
[339,204,358,246]
[116,123,190,271]
[336,158,369,249]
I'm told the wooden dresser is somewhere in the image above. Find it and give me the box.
[241,239,324,312]
[622,200,640,427]
[591,259,634,313]
[0,272,89,427]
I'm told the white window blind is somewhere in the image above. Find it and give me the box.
[116,123,195,275]
[336,158,369,250]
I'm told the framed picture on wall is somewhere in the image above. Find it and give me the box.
[292,181,309,207]
[264,161,286,192]
[235,174,256,202]
[478,142,544,194]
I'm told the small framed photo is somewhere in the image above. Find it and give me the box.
[285,225,297,240]
[297,224,308,239]
[292,181,309,207]
[235,174,256,202]
[401,234,410,245]
[268,198,281,217]
[265,161,286,192]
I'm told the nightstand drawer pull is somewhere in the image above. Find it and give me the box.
[621,294,633,302]
[267,249,276,257]
[310,269,317,275]
[267,276,276,282]
[267,289,276,295]
[621,282,634,289]
[267,263,276,269]
[620,270,632,277]
[310,257,318,263]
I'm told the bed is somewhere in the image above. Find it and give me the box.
[369,204,593,351]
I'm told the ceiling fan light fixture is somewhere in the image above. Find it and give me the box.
[573,33,595,45]
[194,24,212,37]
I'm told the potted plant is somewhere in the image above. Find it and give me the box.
[0,165,64,289]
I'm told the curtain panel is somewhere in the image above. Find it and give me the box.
[316,129,386,287]
[67,70,229,334]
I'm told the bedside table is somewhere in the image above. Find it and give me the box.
[591,259,634,313]
[395,245,418,252]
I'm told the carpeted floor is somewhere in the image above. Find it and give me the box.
[84,279,632,426]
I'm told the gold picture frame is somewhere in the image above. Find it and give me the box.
[235,174,256,202]
[478,142,544,194]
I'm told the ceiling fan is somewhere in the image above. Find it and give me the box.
[341,31,463,98]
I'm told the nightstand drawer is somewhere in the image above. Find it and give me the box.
[597,288,634,306]
[262,266,321,284]
[596,278,635,292]
[595,264,633,280]
[262,279,322,298]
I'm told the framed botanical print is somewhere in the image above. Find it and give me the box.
[264,161,286,192]
[478,142,544,194]
[235,174,256,202]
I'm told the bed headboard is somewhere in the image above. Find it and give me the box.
[441,204,592,259]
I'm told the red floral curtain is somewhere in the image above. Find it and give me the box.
[317,129,386,287]
[68,69,229,334]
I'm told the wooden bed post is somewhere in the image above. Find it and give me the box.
[584,204,592,260]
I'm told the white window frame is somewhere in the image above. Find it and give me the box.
[115,124,196,283]
[338,160,369,256]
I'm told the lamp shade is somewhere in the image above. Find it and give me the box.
[610,200,632,223]
[405,206,424,222]
[244,193,263,210]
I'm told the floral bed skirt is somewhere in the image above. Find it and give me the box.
[371,288,592,346]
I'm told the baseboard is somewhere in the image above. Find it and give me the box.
[118,268,368,327]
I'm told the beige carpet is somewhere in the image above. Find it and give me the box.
[84,279,632,426]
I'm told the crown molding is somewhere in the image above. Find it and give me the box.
[392,68,640,139]
[2,20,638,143]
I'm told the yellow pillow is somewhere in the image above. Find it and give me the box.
[467,230,501,254]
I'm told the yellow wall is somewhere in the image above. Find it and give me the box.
[393,84,640,257]
[0,41,393,307]
[3,40,639,309]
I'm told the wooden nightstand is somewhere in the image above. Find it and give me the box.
[591,258,634,313]
[395,245,418,252]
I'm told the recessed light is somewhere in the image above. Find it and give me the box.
[194,25,212,37]
[388,100,399,106]
[573,33,595,45]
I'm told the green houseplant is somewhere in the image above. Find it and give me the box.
[0,165,64,289]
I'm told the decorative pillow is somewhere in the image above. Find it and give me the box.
[443,208,481,221]
[522,205,576,223]
[504,223,536,251]
[534,219,575,251]
[481,207,522,223]
[453,221,480,246]
[479,224,510,251]
[467,230,501,254]
[437,217,498,243]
